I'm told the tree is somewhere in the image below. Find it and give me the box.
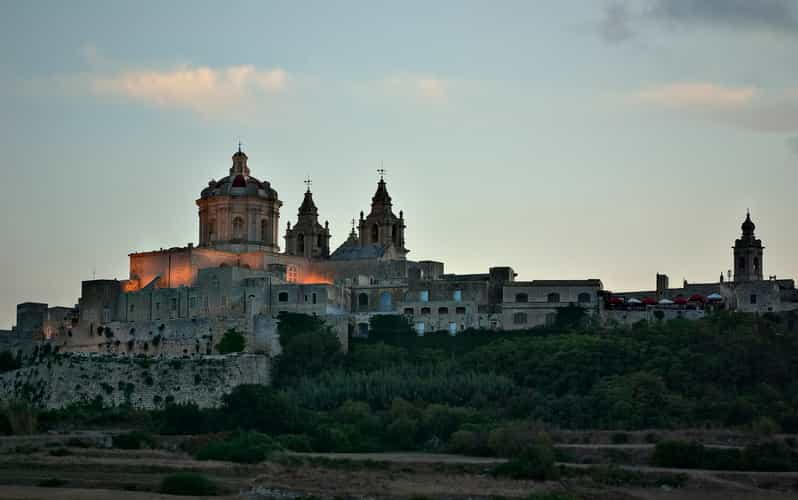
[0,351,20,373]
[221,385,300,434]
[216,328,246,354]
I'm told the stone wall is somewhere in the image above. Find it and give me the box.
[0,353,270,410]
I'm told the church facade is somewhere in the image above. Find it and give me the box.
[4,148,798,357]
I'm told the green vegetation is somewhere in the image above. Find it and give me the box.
[0,350,21,372]
[215,328,246,354]
[194,431,281,463]
[651,440,798,471]
[160,472,217,496]
[112,431,157,450]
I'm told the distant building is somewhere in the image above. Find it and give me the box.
[5,148,797,357]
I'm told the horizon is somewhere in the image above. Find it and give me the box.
[2,1,797,329]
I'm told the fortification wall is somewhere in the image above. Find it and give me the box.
[0,353,270,410]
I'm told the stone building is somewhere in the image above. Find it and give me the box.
[6,148,798,358]
[606,212,798,324]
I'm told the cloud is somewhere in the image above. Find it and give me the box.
[599,3,635,43]
[599,0,798,42]
[650,0,798,34]
[789,137,798,154]
[91,65,287,115]
[382,74,448,101]
[632,82,798,133]
[635,82,756,108]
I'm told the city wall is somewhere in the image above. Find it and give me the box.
[0,353,270,410]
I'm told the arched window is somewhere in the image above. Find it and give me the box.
[515,293,529,303]
[547,292,560,303]
[261,219,269,243]
[453,290,462,302]
[391,225,398,244]
[317,234,324,248]
[297,233,305,253]
[358,293,369,308]
[513,312,528,325]
[577,292,591,304]
[753,257,759,272]
[438,307,449,315]
[738,257,746,271]
[420,307,431,315]
[233,217,244,240]
[278,292,289,303]
[371,225,379,243]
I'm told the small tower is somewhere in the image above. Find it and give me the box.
[284,180,331,259]
[733,211,764,282]
[357,170,408,258]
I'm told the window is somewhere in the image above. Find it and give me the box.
[312,293,317,305]
[419,290,429,302]
[297,233,305,253]
[170,298,177,310]
[453,290,462,302]
[317,234,324,248]
[358,323,369,337]
[129,304,135,313]
[438,307,449,315]
[515,293,528,303]
[155,302,160,311]
[378,291,392,312]
[233,217,244,240]
[261,219,269,243]
[448,322,457,336]
[577,292,591,304]
[286,266,298,283]
[738,257,745,271]
[278,292,289,303]
[547,293,560,303]
[102,307,111,323]
[513,312,528,325]
[208,219,216,241]
[371,224,379,243]
[391,225,398,244]
[415,322,426,336]
[421,307,431,315]
[456,306,466,315]
[753,257,759,272]
[190,296,197,308]
[750,294,757,304]
[404,307,414,315]
[358,293,369,308]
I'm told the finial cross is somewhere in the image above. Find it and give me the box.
[304,178,312,192]
[377,168,386,180]
[237,140,243,153]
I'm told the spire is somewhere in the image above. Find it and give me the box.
[741,210,755,237]
[371,168,392,210]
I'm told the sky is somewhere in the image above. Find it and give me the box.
[1,0,797,328]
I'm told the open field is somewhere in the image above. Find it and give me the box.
[0,432,796,499]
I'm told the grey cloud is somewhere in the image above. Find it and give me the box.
[599,3,636,43]
[650,0,798,34]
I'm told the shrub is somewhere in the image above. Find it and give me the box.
[3,399,37,435]
[216,328,246,354]
[195,431,281,463]
[49,447,72,457]
[160,472,217,496]
[276,434,314,452]
[38,478,68,488]
[0,351,20,372]
[650,440,704,469]
[493,440,559,480]
[742,441,797,472]
[112,431,157,450]
[221,384,300,434]
[488,422,549,458]
[157,402,222,435]
[752,416,781,435]
[611,432,629,444]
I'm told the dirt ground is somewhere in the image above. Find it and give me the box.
[0,435,796,499]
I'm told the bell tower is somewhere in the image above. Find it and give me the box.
[733,211,764,282]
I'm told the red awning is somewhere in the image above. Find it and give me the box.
[642,297,657,305]
[689,294,705,302]
[674,297,688,305]
[609,297,624,305]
